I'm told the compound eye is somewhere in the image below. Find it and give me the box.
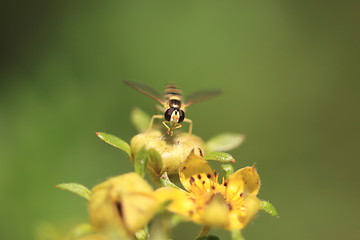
[164,108,175,121]
[179,110,185,123]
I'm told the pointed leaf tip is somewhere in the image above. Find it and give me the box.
[204,152,236,163]
[260,200,279,218]
[56,183,91,200]
[96,132,131,157]
[160,172,181,189]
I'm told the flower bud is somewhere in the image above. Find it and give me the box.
[130,130,206,177]
[88,173,159,237]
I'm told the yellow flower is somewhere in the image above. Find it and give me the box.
[88,173,159,237]
[156,151,261,230]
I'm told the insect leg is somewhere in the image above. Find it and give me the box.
[161,121,174,136]
[170,124,182,136]
[149,115,164,130]
[183,118,193,134]
[172,124,182,130]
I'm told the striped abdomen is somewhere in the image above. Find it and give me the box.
[164,84,183,108]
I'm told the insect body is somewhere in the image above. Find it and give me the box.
[125,80,222,135]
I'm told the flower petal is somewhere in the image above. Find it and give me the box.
[179,150,217,193]
[107,173,158,234]
[225,166,260,200]
[227,194,260,230]
[155,187,197,219]
[121,192,159,234]
[201,193,230,227]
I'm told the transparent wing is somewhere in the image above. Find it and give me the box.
[124,80,165,104]
[185,89,223,107]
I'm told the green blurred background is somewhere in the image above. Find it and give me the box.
[0,1,359,239]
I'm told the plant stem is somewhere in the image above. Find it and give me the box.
[198,225,211,238]
[231,230,245,240]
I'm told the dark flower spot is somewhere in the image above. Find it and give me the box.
[240,192,244,197]
[224,182,228,187]
[182,166,186,170]
[227,202,233,210]
[188,210,194,216]
[211,186,216,190]
[190,177,195,184]
[202,181,205,185]
[115,201,124,219]
[207,174,211,179]
[197,174,202,180]
[213,170,217,176]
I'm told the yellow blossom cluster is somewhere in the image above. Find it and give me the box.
[56,108,277,240]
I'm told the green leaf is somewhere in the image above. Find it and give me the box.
[160,172,181,189]
[206,133,245,152]
[196,235,221,240]
[56,183,91,200]
[204,152,235,163]
[134,146,148,177]
[68,223,93,240]
[96,132,131,157]
[135,226,149,240]
[170,214,185,227]
[260,200,279,218]
[148,148,163,174]
[131,107,151,133]
[149,216,169,240]
[221,164,234,179]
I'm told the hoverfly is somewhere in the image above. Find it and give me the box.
[125,80,222,135]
